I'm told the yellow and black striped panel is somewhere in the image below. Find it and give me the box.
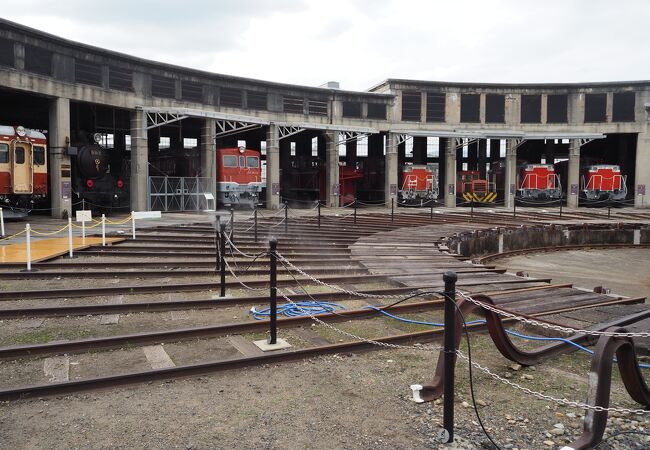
[462,192,497,203]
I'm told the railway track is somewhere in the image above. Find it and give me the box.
[0,208,647,403]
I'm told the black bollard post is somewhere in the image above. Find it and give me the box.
[317,201,321,229]
[430,201,433,220]
[254,207,258,243]
[354,198,357,225]
[470,200,474,219]
[442,271,458,444]
[513,198,517,218]
[215,220,220,272]
[268,238,278,345]
[559,197,563,219]
[391,197,394,223]
[219,223,226,297]
[608,201,611,220]
[284,201,288,234]
[230,207,235,245]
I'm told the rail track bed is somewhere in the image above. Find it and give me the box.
[0,209,647,403]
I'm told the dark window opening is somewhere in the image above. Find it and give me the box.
[460,94,480,123]
[33,146,45,165]
[342,101,362,118]
[247,91,267,110]
[0,143,8,163]
[15,147,25,164]
[308,99,328,116]
[0,38,14,67]
[181,81,203,102]
[108,66,133,91]
[547,94,568,123]
[520,95,541,123]
[247,156,259,168]
[584,93,607,123]
[223,155,237,167]
[74,59,102,86]
[367,103,386,120]
[612,92,635,122]
[24,45,52,76]
[220,88,242,108]
[283,96,304,114]
[485,94,505,123]
[151,74,176,98]
[239,156,245,167]
[426,93,445,122]
[401,92,421,121]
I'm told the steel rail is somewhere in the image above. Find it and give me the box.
[476,243,650,263]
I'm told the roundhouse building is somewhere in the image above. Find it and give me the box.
[0,18,648,217]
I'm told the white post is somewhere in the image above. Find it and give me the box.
[25,223,31,271]
[0,207,4,237]
[101,214,106,246]
[82,217,86,242]
[68,217,73,258]
[131,211,136,240]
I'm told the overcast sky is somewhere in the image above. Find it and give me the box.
[3,0,649,91]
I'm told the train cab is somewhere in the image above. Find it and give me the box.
[216,147,264,207]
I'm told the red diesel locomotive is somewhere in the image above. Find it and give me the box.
[399,163,439,204]
[217,147,264,207]
[518,163,562,200]
[457,170,497,203]
[581,164,627,201]
[0,125,48,208]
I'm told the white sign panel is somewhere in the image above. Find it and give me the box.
[132,211,162,220]
[75,210,92,223]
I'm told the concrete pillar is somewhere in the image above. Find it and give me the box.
[567,139,581,208]
[444,138,456,208]
[265,124,280,209]
[324,131,340,207]
[385,133,398,207]
[635,131,650,208]
[504,139,517,209]
[48,97,71,219]
[130,109,148,211]
[200,118,217,207]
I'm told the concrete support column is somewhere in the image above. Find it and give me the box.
[567,139,581,209]
[504,139,517,209]
[444,138,456,208]
[385,133,398,207]
[265,124,280,209]
[635,131,649,208]
[48,97,71,219]
[130,109,149,211]
[200,118,217,207]
[324,131,340,207]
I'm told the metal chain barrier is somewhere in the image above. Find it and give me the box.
[457,291,650,338]
[455,349,649,415]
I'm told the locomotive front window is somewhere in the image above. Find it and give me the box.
[33,146,45,165]
[246,156,259,168]
[223,155,238,167]
[0,144,7,163]
[15,147,25,164]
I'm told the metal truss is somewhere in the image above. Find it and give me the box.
[338,131,371,146]
[578,138,595,148]
[215,120,262,138]
[395,134,412,145]
[278,125,305,140]
[454,137,480,149]
[145,112,188,130]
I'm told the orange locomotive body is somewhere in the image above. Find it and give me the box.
[518,164,561,200]
[0,125,48,208]
[456,170,496,203]
[216,147,264,207]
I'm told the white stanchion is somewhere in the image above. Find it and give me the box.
[0,207,4,237]
[131,211,136,240]
[68,217,73,258]
[25,223,31,271]
[82,217,86,241]
[101,214,106,246]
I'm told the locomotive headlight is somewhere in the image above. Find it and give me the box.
[93,133,102,144]
[239,146,245,154]
[16,126,26,137]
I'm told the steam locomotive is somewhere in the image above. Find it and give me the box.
[0,124,48,209]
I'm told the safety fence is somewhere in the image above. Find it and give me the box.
[148,176,213,212]
[212,232,649,450]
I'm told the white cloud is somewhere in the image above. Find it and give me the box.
[3,0,648,90]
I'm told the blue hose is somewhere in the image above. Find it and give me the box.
[250,301,346,320]
[366,306,650,369]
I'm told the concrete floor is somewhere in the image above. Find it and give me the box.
[497,248,650,300]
